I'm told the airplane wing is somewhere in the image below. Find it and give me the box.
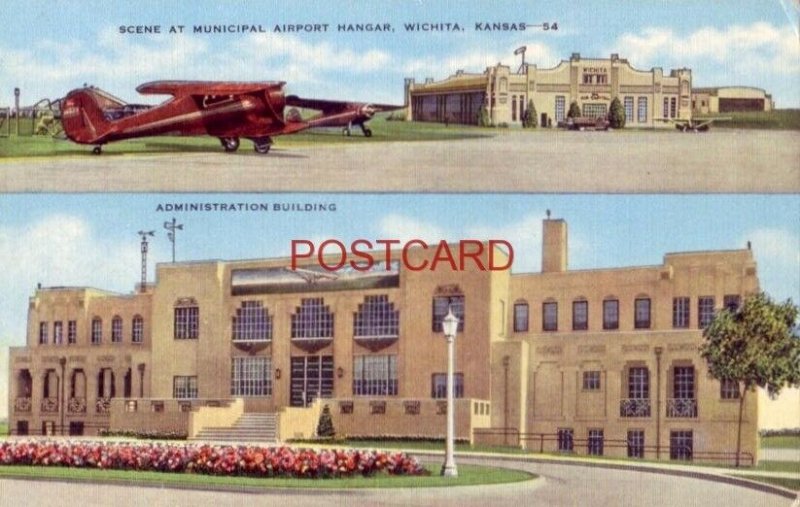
[285,95,403,114]
[136,80,285,97]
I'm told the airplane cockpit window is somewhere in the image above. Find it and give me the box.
[202,94,235,108]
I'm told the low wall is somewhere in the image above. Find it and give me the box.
[189,398,244,438]
[278,399,323,441]
[108,398,234,435]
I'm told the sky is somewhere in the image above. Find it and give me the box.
[0,0,798,108]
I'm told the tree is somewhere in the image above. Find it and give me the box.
[567,101,581,119]
[477,103,491,127]
[316,404,336,438]
[608,97,626,129]
[523,99,538,128]
[700,292,800,466]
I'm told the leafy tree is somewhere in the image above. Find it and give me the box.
[316,404,336,438]
[567,101,581,119]
[700,292,800,466]
[608,97,626,129]
[523,99,538,128]
[477,104,491,127]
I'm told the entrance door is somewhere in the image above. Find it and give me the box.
[290,355,334,407]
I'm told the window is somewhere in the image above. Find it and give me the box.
[174,305,199,339]
[628,367,650,399]
[354,295,399,337]
[52,321,63,345]
[353,355,398,396]
[670,430,693,460]
[132,315,144,343]
[432,294,464,333]
[111,316,123,343]
[233,301,272,342]
[698,296,715,328]
[91,318,102,344]
[587,429,604,456]
[431,373,464,398]
[555,96,566,123]
[627,430,645,458]
[596,74,608,84]
[723,295,741,312]
[582,103,607,118]
[39,322,48,345]
[557,428,574,452]
[672,297,690,328]
[663,97,669,119]
[571,300,588,331]
[582,371,601,391]
[67,320,77,345]
[670,97,677,118]
[634,298,651,329]
[513,301,529,332]
[673,366,695,399]
[720,378,740,399]
[511,95,517,122]
[603,299,619,330]
[172,376,197,399]
[637,97,648,123]
[231,356,272,396]
[542,302,558,331]
[624,97,634,123]
[292,298,334,338]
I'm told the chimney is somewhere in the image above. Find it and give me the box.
[542,216,568,273]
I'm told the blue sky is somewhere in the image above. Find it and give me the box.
[1,0,798,107]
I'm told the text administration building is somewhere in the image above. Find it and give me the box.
[9,217,769,463]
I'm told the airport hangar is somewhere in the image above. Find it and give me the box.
[9,216,795,464]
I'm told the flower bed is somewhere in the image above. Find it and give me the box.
[0,441,428,479]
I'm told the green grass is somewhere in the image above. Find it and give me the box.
[696,109,800,130]
[0,423,7,436]
[0,463,533,489]
[753,461,800,474]
[333,439,529,455]
[733,475,800,492]
[761,435,800,450]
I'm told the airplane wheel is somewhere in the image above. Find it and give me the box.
[342,127,351,137]
[92,146,102,155]
[363,128,373,137]
[253,137,272,155]
[220,137,240,152]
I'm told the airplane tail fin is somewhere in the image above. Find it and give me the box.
[61,88,113,144]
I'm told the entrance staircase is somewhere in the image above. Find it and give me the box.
[191,412,279,444]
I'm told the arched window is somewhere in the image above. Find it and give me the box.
[572,298,588,331]
[132,315,144,343]
[111,316,123,343]
[232,301,272,342]
[292,298,334,338]
[513,300,529,332]
[90,317,102,344]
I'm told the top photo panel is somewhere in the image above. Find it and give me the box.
[0,0,798,193]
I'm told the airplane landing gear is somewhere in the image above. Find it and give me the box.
[92,146,102,155]
[252,136,273,154]
[342,126,351,136]
[359,124,372,137]
[220,137,240,152]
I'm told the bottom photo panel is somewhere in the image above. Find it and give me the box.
[0,193,798,506]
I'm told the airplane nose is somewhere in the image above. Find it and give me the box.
[360,104,376,118]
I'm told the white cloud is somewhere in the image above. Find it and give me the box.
[742,228,800,302]
[377,213,447,243]
[0,215,146,348]
[404,41,559,77]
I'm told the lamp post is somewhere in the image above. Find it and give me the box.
[441,309,459,477]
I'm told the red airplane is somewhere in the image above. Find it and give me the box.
[61,81,400,154]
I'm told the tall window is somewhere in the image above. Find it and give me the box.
[173,376,198,399]
[292,298,334,338]
[587,429,604,456]
[582,371,601,391]
[431,373,464,398]
[432,294,464,333]
[91,317,102,345]
[233,301,272,342]
[603,299,619,330]
[354,295,399,337]
[555,96,566,123]
[353,355,398,396]
[111,316,123,343]
[723,295,741,312]
[672,297,690,328]
[663,97,669,119]
[637,97,648,123]
[174,305,199,339]
[39,322,48,345]
[698,296,715,328]
[542,301,558,331]
[511,95,517,122]
[68,320,77,344]
[634,298,651,329]
[720,378,740,399]
[627,430,645,458]
[132,315,144,344]
[673,366,695,399]
[557,428,574,452]
[53,322,63,345]
[572,300,588,331]
[670,430,693,460]
[624,97,634,123]
[628,367,650,399]
[670,97,677,118]
[582,103,607,118]
[513,301,529,332]
[231,356,272,396]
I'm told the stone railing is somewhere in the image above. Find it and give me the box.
[96,397,112,415]
[14,397,32,413]
[68,397,87,414]
[619,398,651,418]
[666,398,698,418]
[41,397,58,413]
